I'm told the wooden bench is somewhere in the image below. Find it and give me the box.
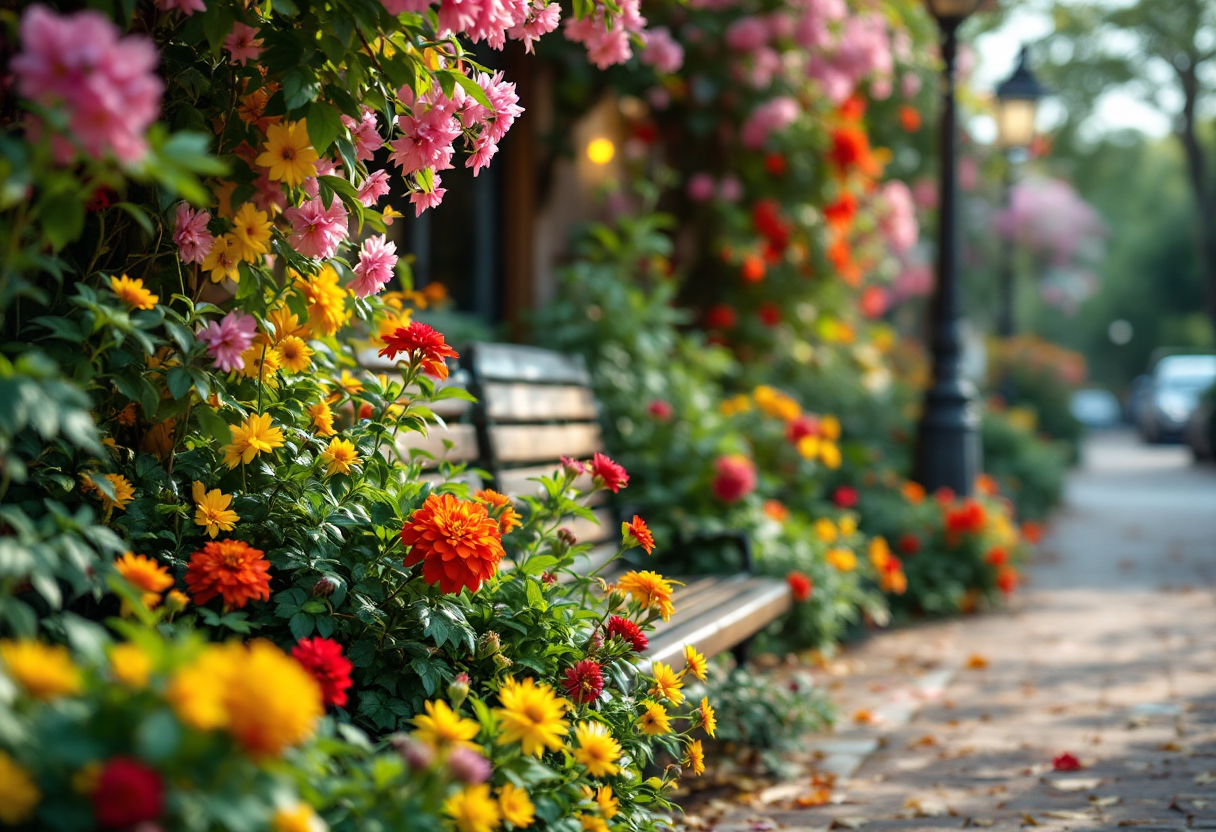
[361,342,792,671]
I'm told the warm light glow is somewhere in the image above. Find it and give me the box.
[587,138,615,165]
[995,98,1038,150]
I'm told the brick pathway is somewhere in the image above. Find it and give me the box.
[693,431,1216,832]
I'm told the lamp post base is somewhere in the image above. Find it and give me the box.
[913,377,981,496]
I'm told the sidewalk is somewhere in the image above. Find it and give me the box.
[694,430,1216,832]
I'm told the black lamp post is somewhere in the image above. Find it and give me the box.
[994,46,1046,337]
[913,0,983,497]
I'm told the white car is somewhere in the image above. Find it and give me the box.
[1137,355,1216,443]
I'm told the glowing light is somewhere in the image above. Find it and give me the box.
[587,138,615,165]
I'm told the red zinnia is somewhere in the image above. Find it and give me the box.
[705,304,737,330]
[1052,752,1083,771]
[712,455,756,504]
[647,400,673,421]
[292,637,354,708]
[185,539,272,609]
[402,493,506,594]
[563,659,605,704]
[996,566,1018,595]
[823,193,857,230]
[897,533,921,555]
[786,414,820,444]
[623,515,655,555]
[758,303,782,327]
[605,615,648,652]
[787,571,813,602]
[377,321,459,380]
[590,452,629,493]
[985,547,1008,567]
[945,500,987,536]
[92,757,164,828]
[833,486,859,509]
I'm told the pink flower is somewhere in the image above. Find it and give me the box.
[197,311,257,372]
[381,0,432,12]
[252,168,288,215]
[437,0,530,49]
[469,72,523,146]
[409,174,447,215]
[301,158,344,199]
[224,23,263,66]
[739,96,799,149]
[351,235,399,298]
[901,72,923,100]
[508,1,561,52]
[640,27,684,74]
[563,0,647,69]
[712,455,756,504]
[173,203,214,265]
[718,175,743,202]
[687,173,716,202]
[647,400,674,421]
[358,169,392,206]
[725,17,768,51]
[11,5,163,164]
[284,197,349,260]
[388,107,461,175]
[341,106,384,161]
[878,181,918,254]
[590,452,629,493]
[156,0,206,15]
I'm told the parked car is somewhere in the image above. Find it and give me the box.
[1136,354,1216,443]
[1126,374,1152,425]
[1069,388,1121,428]
[1182,384,1215,461]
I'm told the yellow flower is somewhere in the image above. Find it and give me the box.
[109,274,158,310]
[201,233,242,284]
[826,548,857,572]
[308,400,336,436]
[636,700,671,735]
[165,589,191,613]
[594,786,619,819]
[498,783,535,828]
[495,677,570,757]
[684,738,706,776]
[337,369,364,396]
[796,435,820,460]
[85,472,135,511]
[572,720,622,778]
[753,385,800,420]
[648,662,684,705]
[376,308,413,342]
[222,412,286,468]
[698,697,716,738]
[0,751,40,825]
[192,481,239,538]
[272,803,325,832]
[231,202,273,262]
[382,205,404,225]
[814,518,838,543]
[266,306,307,343]
[820,415,841,441]
[719,394,752,417]
[256,120,321,188]
[617,570,676,621]
[238,342,282,387]
[166,643,239,731]
[819,441,842,470]
[108,643,152,688]
[868,536,892,571]
[579,815,609,832]
[445,785,501,832]
[278,336,313,373]
[295,265,347,336]
[683,645,708,682]
[412,699,481,752]
[115,549,174,609]
[224,640,323,757]
[319,437,360,477]
[0,640,81,700]
[839,516,857,537]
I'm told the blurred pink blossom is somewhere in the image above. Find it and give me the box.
[410,174,447,215]
[508,1,561,52]
[173,203,213,265]
[687,173,716,202]
[912,178,938,211]
[358,170,392,206]
[352,235,399,298]
[157,0,206,15]
[198,311,257,373]
[564,0,647,68]
[901,72,922,99]
[341,106,384,161]
[726,18,769,51]
[285,197,349,260]
[740,96,799,149]
[641,27,685,74]
[877,181,918,254]
[719,175,743,202]
[224,23,263,65]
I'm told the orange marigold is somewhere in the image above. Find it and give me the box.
[185,540,272,609]
[473,489,522,535]
[402,494,505,595]
[621,515,654,555]
[617,570,676,621]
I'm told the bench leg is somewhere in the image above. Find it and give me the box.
[731,637,752,669]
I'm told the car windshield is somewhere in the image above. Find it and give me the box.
[1156,356,1216,390]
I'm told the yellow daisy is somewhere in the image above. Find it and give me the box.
[319,437,359,477]
[445,785,501,832]
[497,783,535,828]
[412,699,480,752]
[494,677,570,757]
[0,640,81,700]
[636,700,671,735]
[108,643,152,689]
[826,548,857,572]
[594,786,619,819]
[617,570,677,621]
[572,720,621,778]
[683,738,706,776]
[266,306,307,343]
[231,202,273,262]
[683,645,708,682]
[256,120,320,188]
[222,412,286,468]
[201,233,242,284]
[308,400,336,436]
[0,751,40,825]
[698,697,717,738]
[109,274,158,310]
[277,336,312,373]
[648,662,684,705]
[192,481,239,538]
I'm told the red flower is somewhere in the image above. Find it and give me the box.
[1052,752,1083,771]
[185,540,272,609]
[860,286,887,319]
[402,494,506,594]
[833,486,859,509]
[292,637,354,708]
[786,415,820,444]
[93,757,164,828]
[623,515,654,554]
[899,105,922,132]
[705,303,737,330]
[935,487,956,506]
[606,615,648,652]
[563,659,605,704]
[711,455,756,504]
[996,566,1018,595]
[787,571,813,602]
[741,255,766,283]
[1021,521,1043,544]
[897,533,921,555]
[752,199,790,251]
[826,126,882,177]
[647,400,673,421]
[823,193,857,230]
[985,547,1008,567]
[758,303,782,327]
[945,500,987,536]
[377,322,459,380]
[764,152,787,175]
[590,452,629,493]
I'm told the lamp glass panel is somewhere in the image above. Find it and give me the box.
[924,0,978,19]
[996,98,1037,149]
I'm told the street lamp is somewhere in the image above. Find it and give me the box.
[912,0,984,497]
[994,47,1046,337]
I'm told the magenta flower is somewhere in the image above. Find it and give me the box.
[388,107,461,175]
[381,0,432,12]
[156,0,207,16]
[284,197,349,260]
[224,23,263,66]
[173,203,214,265]
[686,173,716,203]
[507,1,561,53]
[408,174,447,216]
[341,106,384,162]
[640,27,684,74]
[197,311,257,372]
[739,97,799,149]
[351,235,399,298]
[358,170,392,207]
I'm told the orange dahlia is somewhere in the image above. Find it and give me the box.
[185,540,272,609]
[402,494,505,595]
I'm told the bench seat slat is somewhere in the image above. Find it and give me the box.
[470,343,591,386]
[484,383,597,422]
[393,423,480,469]
[490,423,602,464]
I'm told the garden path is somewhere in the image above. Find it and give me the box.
[691,429,1216,832]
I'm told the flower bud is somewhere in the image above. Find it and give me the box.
[607,587,627,611]
[312,576,338,598]
[476,631,501,659]
[492,653,514,671]
[588,629,604,652]
[448,673,470,709]
[446,746,491,784]
[541,572,558,585]
[390,734,434,771]
[557,527,578,547]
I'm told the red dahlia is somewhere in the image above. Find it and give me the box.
[292,636,354,708]
[605,615,648,653]
[377,321,459,380]
[590,452,629,493]
[787,571,813,602]
[833,486,859,509]
[898,534,921,555]
[92,757,164,828]
[562,659,605,704]
[712,455,756,504]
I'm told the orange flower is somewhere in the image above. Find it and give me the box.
[1020,520,1043,544]
[901,481,926,504]
[474,489,522,535]
[617,570,675,621]
[740,255,766,284]
[402,494,506,595]
[763,500,789,523]
[823,193,857,231]
[622,515,654,555]
[378,322,459,380]
[975,474,999,496]
[898,105,922,132]
[826,126,882,177]
[185,540,272,609]
[113,552,174,610]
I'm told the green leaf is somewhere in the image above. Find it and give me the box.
[306,101,343,153]
[166,367,194,400]
[284,68,320,110]
[40,194,85,251]
[114,202,154,236]
[443,70,493,110]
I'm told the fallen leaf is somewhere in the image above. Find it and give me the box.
[1090,796,1121,807]
[1196,771,1216,785]
[1157,741,1184,752]
[1041,810,1092,820]
[904,797,948,817]
[1052,752,1084,771]
[1021,813,1038,826]
[829,818,866,829]
[1051,777,1102,792]
[966,654,989,669]
[795,789,833,808]
[853,709,874,725]
[968,818,994,827]
[910,735,937,748]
